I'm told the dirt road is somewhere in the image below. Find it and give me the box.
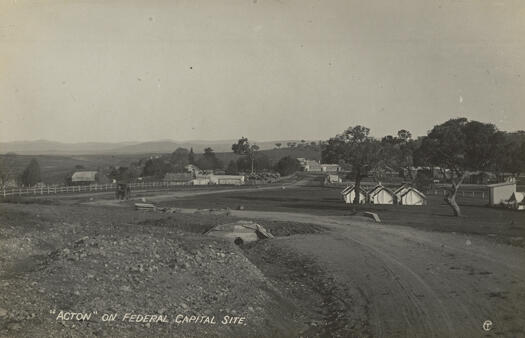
[230,209,525,337]
[83,177,314,207]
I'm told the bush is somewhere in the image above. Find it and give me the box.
[274,156,301,176]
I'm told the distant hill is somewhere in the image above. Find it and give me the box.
[0,139,312,155]
[0,140,138,155]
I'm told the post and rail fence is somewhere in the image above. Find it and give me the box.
[1,181,192,198]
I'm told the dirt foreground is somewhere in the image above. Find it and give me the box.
[233,209,525,337]
[1,197,524,337]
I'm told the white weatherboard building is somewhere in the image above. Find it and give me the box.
[341,185,367,204]
[394,186,426,205]
[368,185,395,205]
[487,182,516,206]
[196,174,245,185]
[71,171,98,184]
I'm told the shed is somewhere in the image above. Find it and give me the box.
[192,178,210,185]
[209,174,245,185]
[368,184,395,204]
[341,185,367,204]
[320,164,341,172]
[302,160,322,172]
[71,171,98,185]
[395,186,426,205]
[487,182,516,206]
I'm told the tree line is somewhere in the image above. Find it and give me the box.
[322,118,525,216]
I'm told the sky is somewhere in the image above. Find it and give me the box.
[1,0,524,143]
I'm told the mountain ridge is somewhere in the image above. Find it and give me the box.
[0,139,313,155]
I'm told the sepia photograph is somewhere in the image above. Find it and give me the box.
[1,0,524,337]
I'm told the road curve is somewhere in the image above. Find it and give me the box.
[230,209,525,337]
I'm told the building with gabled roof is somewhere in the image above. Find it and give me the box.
[341,185,367,204]
[71,171,98,185]
[368,184,395,204]
[394,185,426,205]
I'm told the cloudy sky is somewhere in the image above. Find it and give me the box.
[1,0,524,143]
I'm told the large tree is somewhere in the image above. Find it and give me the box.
[170,147,190,172]
[188,148,195,165]
[274,156,301,176]
[225,160,238,175]
[322,125,381,204]
[232,137,259,174]
[197,147,222,170]
[415,118,503,216]
[492,133,525,180]
[142,158,173,178]
[20,158,41,186]
[381,129,418,181]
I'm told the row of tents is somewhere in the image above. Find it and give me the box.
[342,184,427,205]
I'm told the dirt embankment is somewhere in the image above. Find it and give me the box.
[0,204,319,337]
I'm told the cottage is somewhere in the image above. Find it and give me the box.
[320,164,341,173]
[341,185,367,204]
[298,159,322,172]
[487,182,516,206]
[368,184,395,204]
[394,186,426,205]
[192,177,210,185]
[71,171,98,185]
[207,174,245,185]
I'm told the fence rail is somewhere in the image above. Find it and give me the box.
[1,181,191,198]
[428,189,488,199]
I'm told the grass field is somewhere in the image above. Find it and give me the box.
[158,185,525,247]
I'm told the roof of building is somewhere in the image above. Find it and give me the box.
[214,175,245,180]
[487,182,516,188]
[369,184,394,197]
[341,185,368,195]
[71,171,97,182]
[393,185,409,195]
[398,186,426,199]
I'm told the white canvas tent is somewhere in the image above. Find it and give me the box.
[341,185,367,204]
[507,192,525,210]
[368,185,395,204]
[394,186,426,205]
